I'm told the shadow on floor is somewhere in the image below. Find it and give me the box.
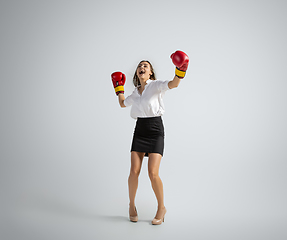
[24,195,152,224]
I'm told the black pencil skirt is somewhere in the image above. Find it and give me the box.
[131,116,165,157]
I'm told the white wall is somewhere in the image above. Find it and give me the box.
[1,1,286,239]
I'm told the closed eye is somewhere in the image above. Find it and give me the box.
[138,65,148,68]
[138,64,149,67]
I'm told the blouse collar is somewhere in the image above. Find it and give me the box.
[146,79,153,85]
[137,79,153,95]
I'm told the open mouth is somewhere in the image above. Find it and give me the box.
[139,70,145,75]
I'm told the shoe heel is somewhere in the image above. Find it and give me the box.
[152,207,166,225]
[129,206,138,222]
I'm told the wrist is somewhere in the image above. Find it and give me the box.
[115,85,125,95]
[175,67,186,79]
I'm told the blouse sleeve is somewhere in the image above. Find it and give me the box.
[123,88,137,107]
[156,80,171,92]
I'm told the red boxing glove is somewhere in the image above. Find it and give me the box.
[170,50,189,79]
[111,71,126,95]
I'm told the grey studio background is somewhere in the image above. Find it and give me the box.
[0,0,286,239]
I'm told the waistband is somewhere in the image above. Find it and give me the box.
[137,116,162,121]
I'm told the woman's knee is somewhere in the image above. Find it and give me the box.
[148,170,159,181]
[130,168,141,177]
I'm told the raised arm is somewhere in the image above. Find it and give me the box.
[168,75,181,89]
[168,50,189,89]
[118,93,126,108]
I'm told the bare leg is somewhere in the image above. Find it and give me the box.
[148,153,166,219]
[128,151,144,216]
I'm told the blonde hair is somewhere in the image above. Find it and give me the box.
[133,60,156,87]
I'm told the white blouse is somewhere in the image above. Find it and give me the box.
[124,79,171,119]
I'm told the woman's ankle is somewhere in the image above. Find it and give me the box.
[129,202,136,208]
[157,205,165,210]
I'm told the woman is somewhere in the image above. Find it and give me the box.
[111,50,189,225]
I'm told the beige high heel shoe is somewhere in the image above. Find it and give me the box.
[129,205,138,222]
[152,207,167,225]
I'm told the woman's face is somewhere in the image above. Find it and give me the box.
[136,61,152,80]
